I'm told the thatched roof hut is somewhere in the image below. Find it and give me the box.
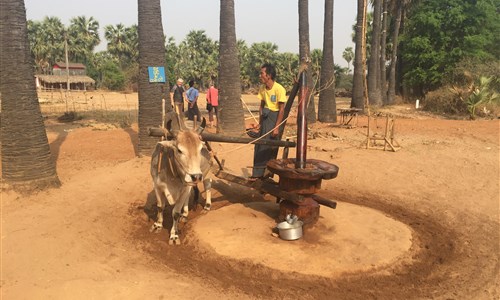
[36,75,95,91]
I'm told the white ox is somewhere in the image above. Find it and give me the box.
[150,114,212,245]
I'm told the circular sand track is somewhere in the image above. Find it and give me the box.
[136,188,498,300]
[192,201,413,277]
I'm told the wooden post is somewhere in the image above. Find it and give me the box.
[366,114,371,149]
[383,116,389,151]
[64,35,70,92]
[365,114,400,152]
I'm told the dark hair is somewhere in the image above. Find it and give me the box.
[261,63,276,80]
[189,80,194,87]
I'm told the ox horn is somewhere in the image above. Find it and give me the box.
[165,111,181,137]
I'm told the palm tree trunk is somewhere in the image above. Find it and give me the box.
[218,0,245,136]
[380,0,389,104]
[351,0,367,111]
[388,3,403,104]
[0,0,60,188]
[368,0,383,106]
[318,0,336,123]
[137,0,167,155]
[299,0,316,123]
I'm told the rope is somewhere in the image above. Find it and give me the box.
[216,66,310,156]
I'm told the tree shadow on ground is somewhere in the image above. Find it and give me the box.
[123,127,139,156]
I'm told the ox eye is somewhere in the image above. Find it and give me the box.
[176,148,183,154]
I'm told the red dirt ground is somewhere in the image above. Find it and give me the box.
[1,92,499,299]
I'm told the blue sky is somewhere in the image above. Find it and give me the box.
[24,0,357,67]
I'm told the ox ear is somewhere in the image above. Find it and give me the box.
[196,117,206,135]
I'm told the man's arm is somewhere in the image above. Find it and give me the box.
[190,93,199,108]
[258,100,265,127]
[272,102,285,137]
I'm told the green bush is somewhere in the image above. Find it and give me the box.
[423,59,500,118]
[422,87,468,116]
[101,61,125,91]
[466,76,500,119]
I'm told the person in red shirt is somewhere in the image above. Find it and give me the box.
[206,82,219,127]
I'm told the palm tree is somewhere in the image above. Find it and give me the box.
[247,42,279,86]
[137,0,168,155]
[27,20,50,74]
[310,48,323,86]
[165,36,179,86]
[237,39,252,89]
[351,0,368,110]
[387,0,403,105]
[275,51,300,91]
[318,0,337,123]
[342,47,354,73]
[298,0,316,123]
[125,25,139,63]
[179,30,218,88]
[0,0,60,188]
[380,0,389,103]
[368,0,383,106]
[105,23,131,65]
[68,16,100,64]
[218,0,245,136]
[41,16,65,67]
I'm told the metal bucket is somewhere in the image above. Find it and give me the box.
[276,220,303,240]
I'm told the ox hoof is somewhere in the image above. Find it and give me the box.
[150,222,163,233]
[204,203,211,211]
[169,237,181,245]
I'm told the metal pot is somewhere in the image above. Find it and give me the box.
[276,220,303,240]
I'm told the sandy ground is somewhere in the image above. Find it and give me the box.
[1,91,499,299]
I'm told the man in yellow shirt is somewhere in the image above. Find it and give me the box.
[251,63,287,178]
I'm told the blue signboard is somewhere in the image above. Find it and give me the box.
[148,66,166,83]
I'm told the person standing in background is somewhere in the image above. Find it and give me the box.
[186,80,201,121]
[170,78,186,114]
[206,82,219,127]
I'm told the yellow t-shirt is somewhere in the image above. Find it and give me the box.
[257,82,287,112]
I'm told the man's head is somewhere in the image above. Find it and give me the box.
[177,78,184,85]
[260,63,276,84]
[189,80,195,87]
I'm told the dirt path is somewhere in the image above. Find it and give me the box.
[1,96,499,299]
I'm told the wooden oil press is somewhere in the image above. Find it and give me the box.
[263,71,339,225]
[149,70,339,227]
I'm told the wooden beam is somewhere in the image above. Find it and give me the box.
[148,128,297,148]
[214,171,337,210]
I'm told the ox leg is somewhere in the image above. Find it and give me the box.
[179,201,189,224]
[169,188,191,245]
[169,200,185,245]
[150,187,165,233]
[203,178,212,211]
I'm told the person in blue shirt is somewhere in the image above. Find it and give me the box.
[186,80,201,121]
